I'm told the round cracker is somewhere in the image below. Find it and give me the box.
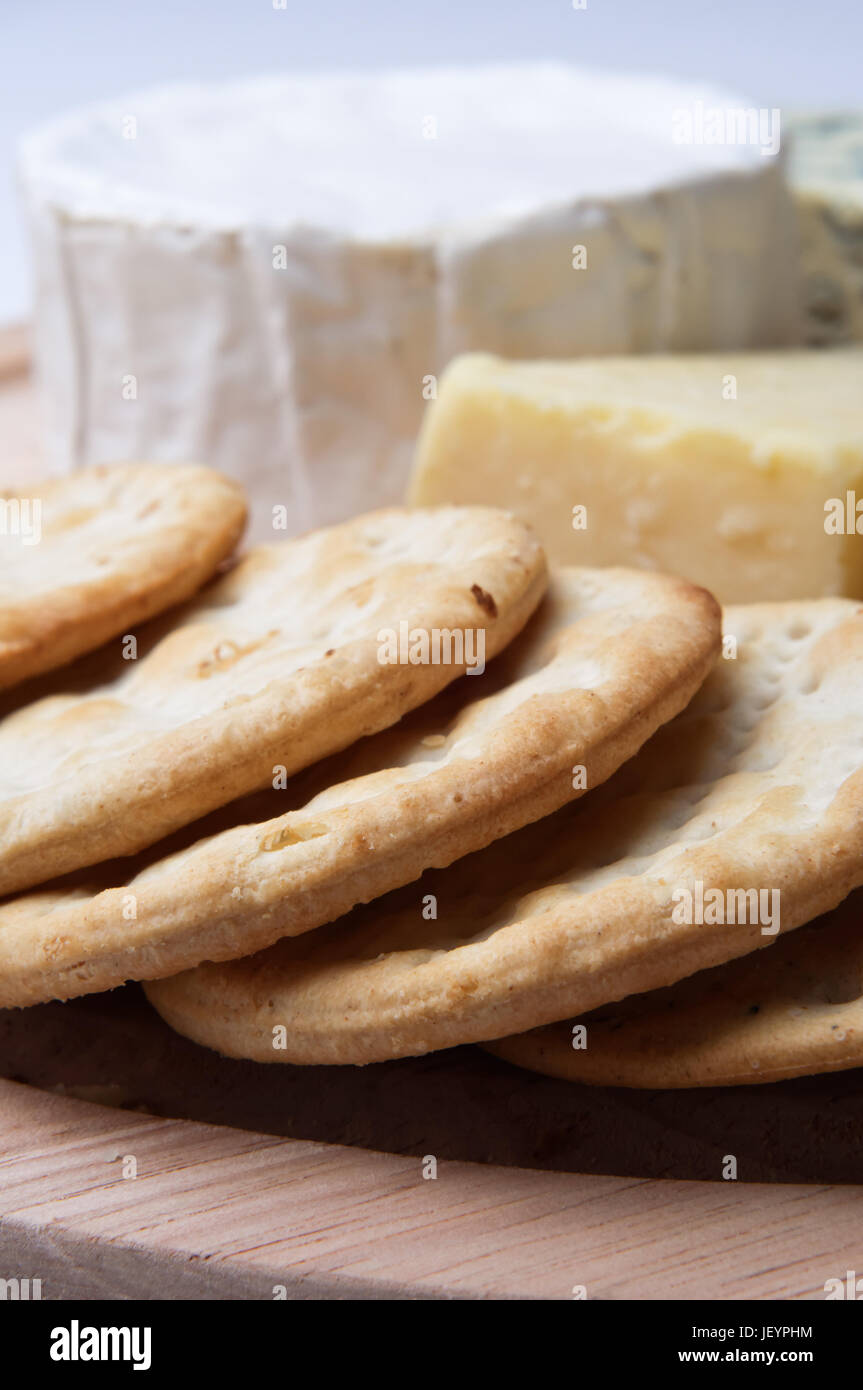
[0,506,544,898]
[0,565,719,1005]
[146,598,863,1065]
[486,890,863,1087]
[0,463,247,689]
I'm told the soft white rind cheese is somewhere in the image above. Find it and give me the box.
[19,66,801,533]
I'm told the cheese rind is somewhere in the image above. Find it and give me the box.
[409,351,863,604]
[19,66,801,535]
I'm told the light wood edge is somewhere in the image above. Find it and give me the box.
[0,323,30,383]
[0,1077,859,1301]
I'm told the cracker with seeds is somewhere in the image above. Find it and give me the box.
[0,566,719,1005]
[487,890,863,1088]
[144,599,863,1064]
[0,507,544,898]
[0,463,247,689]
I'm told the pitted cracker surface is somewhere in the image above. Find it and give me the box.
[0,463,247,688]
[0,565,719,1005]
[147,599,863,1064]
[0,506,545,896]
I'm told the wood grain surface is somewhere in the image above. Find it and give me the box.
[1,323,861,1301]
[3,1076,861,1301]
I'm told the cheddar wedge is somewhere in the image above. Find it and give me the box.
[409,351,863,602]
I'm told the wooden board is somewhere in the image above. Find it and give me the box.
[0,324,41,488]
[4,1073,862,1302]
[1,325,862,1300]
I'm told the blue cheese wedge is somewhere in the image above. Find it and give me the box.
[788,112,863,345]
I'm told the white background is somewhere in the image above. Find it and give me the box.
[2,0,861,321]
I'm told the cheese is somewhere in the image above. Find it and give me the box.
[788,113,863,346]
[409,351,863,604]
[19,66,801,536]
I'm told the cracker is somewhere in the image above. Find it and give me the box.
[0,566,719,1005]
[145,598,863,1065]
[0,463,247,689]
[0,507,544,898]
[487,890,863,1087]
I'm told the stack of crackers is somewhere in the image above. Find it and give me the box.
[2,463,863,1090]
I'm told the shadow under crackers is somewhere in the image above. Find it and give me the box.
[1,979,861,1186]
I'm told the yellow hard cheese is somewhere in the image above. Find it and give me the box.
[409,351,863,602]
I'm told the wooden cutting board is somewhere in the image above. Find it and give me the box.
[1,322,861,1300]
